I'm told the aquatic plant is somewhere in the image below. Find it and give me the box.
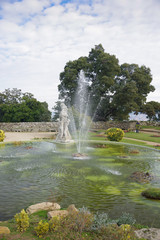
[142,188,160,200]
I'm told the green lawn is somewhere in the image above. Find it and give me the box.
[124,132,160,143]
[141,125,160,130]
[88,130,160,149]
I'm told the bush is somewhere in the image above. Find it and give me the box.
[91,212,115,230]
[117,212,136,226]
[14,209,29,232]
[106,128,124,142]
[35,220,49,238]
[98,224,137,240]
[0,130,5,142]
[142,188,160,199]
[49,216,62,232]
[63,207,93,233]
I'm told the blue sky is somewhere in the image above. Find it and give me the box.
[0,0,159,117]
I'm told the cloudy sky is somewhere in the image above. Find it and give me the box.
[0,0,159,111]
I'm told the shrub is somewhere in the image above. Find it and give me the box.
[98,224,137,240]
[63,207,93,233]
[35,220,49,238]
[106,128,124,142]
[142,188,160,199]
[0,130,5,142]
[117,212,136,226]
[49,216,62,232]
[14,209,29,232]
[91,212,115,230]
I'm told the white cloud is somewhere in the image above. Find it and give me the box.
[0,0,159,110]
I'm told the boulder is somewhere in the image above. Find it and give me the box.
[135,228,160,240]
[47,210,68,219]
[0,226,10,235]
[130,171,153,183]
[26,202,61,214]
[67,204,78,213]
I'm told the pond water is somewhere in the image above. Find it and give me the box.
[0,141,160,227]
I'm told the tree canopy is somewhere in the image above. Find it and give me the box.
[0,88,51,122]
[141,101,160,121]
[58,44,155,121]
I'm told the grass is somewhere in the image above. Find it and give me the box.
[141,125,160,130]
[124,132,160,143]
[88,130,160,149]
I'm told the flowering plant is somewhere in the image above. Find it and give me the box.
[0,130,5,142]
[106,128,124,142]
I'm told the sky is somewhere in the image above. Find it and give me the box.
[0,0,160,114]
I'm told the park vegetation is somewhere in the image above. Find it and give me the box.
[0,130,5,142]
[106,128,124,141]
[0,208,140,240]
[0,88,51,122]
[56,44,160,121]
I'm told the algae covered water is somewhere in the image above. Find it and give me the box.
[0,141,160,227]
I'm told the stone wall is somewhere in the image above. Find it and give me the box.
[0,122,59,132]
[91,121,136,130]
[0,121,137,132]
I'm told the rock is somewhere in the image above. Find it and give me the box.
[67,204,78,213]
[130,171,153,183]
[135,228,160,240]
[26,202,61,214]
[47,210,68,219]
[129,150,140,154]
[0,226,10,235]
[72,153,88,158]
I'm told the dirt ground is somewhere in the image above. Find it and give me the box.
[3,132,56,143]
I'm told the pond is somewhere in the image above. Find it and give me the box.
[0,141,160,227]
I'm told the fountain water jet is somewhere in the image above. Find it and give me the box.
[56,70,102,158]
[69,70,91,157]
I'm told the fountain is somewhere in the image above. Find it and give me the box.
[1,70,160,228]
[55,70,91,158]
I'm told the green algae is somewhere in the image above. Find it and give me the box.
[85,175,110,182]
[103,185,121,195]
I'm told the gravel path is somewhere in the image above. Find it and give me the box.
[2,132,56,143]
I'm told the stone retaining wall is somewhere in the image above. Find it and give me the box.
[0,121,159,132]
[91,121,136,130]
[0,121,137,132]
[0,122,59,132]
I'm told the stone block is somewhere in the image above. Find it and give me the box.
[135,228,160,240]
[0,226,10,234]
[26,202,61,214]
[47,210,68,219]
[67,204,78,213]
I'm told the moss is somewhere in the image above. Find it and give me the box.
[142,188,160,200]
[31,210,48,219]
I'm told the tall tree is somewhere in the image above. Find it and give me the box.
[141,101,160,121]
[0,88,51,122]
[57,44,155,121]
